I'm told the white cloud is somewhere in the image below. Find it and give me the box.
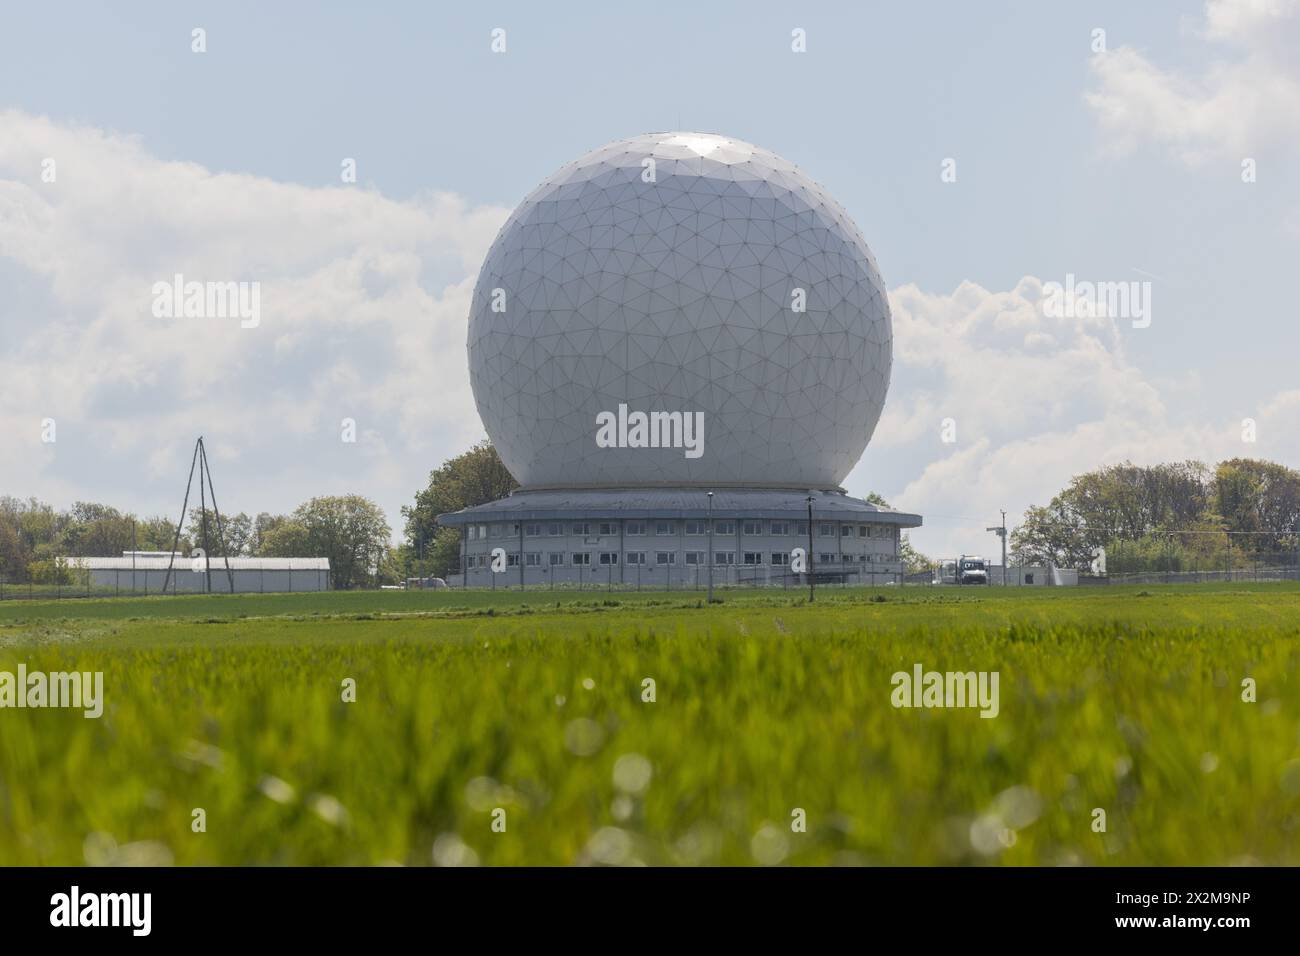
[847,278,1299,559]
[1085,0,1300,163]
[0,109,510,530]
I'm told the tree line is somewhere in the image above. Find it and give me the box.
[1010,458,1300,573]
[0,494,391,589]
[12,451,1292,589]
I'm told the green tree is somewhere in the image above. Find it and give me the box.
[134,515,190,553]
[899,534,931,575]
[261,495,391,589]
[403,441,518,578]
[1010,502,1097,570]
[1213,458,1300,554]
[186,509,253,556]
[250,512,287,556]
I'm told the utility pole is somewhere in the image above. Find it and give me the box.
[806,495,816,603]
[706,491,714,603]
[986,510,1007,586]
[162,436,235,595]
[198,443,211,593]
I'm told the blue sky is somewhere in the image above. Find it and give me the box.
[2,1,1297,556]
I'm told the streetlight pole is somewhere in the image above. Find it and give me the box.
[707,491,714,602]
[986,510,1007,586]
[806,495,815,603]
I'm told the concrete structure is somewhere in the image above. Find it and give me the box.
[1000,566,1078,586]
[441,487,916,587]
[72,554,331,593]
[934,563,1080,587]
[441,132,921,586]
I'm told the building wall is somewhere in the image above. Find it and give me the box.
[450,517,902,587]
[945,565,1080,586]
[87,568,330,594]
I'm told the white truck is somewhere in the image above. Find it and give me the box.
[934,555,990,585]
[956,555,989,585]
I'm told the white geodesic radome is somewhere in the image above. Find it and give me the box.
[467,132,892,489]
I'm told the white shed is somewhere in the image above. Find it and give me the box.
[72,555,331,594]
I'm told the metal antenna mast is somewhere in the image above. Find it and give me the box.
[199,439,236,593]
[162,440,201,594]
[162,437,236,594]
[986,510,1008,586]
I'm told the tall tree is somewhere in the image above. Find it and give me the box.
[1213,458,1300,551]
[403,441,518,578]
[260,495,391,589]
[186,509,253,557]
[1009,502,1098,570]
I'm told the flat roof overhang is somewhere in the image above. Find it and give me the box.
[437,486,922,529]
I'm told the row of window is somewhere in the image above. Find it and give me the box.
[466,551,897,568]
[466,521,897,540]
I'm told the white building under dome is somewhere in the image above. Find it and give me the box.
[438,132,921,587]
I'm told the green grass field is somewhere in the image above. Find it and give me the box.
[1,583,1298,866]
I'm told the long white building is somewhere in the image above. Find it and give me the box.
[72,554,331,594]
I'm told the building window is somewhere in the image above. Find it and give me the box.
[714,551,736,565]
[795,521,808,535]
[742,520,761,535]
[571,552,591,566]
[625,521,645,536]
[478,525,488,540]
[572,522,591,537]
[714,520,735,535]
[819,553,836,565]
[684,551,705,566]
[546,523,562,536]
[524,523,541,537]
[858,525,868,537]
[770,521,788,536]
[743,552,763,565]
[506,553,520,567]
[598,522,616,537]
[599,552,619,565]
[489,524,503,538]
[685,519,706,536]
[548,552,564,566]
[819,523,834,537]
[656,551,676,565]
[771,552,790,566]
[525,553,541,566]
[626,551,646,565]
[656,521,674,536]
[841,525,852,537]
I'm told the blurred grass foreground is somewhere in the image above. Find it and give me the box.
[1,582,1297,865]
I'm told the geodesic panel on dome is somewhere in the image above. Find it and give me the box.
[467,131,892,489]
